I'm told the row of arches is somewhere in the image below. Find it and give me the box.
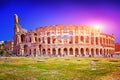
[22,45,114,57]
[19,33,114,46]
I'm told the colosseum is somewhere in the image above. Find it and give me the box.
[13,14,115,57]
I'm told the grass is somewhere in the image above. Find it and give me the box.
[0,57,120,80]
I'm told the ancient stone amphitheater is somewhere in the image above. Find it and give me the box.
[14,14,115,57]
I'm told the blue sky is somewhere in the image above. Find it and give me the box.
[0,0,120,42]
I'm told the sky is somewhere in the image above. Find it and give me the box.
[0,0,120,42]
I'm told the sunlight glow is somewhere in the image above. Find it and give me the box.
[89,22,106,32]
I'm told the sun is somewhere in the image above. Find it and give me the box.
[90,23,105,31]
[93,24,101,30]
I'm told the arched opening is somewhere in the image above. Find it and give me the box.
[21,34,25,43]
[69,36,73,44]
[64,48,68,55]
[35,37,37,42]
[47,48,50,55]
[33,49,36,57]
[52,48,56,55]
[39,38,41,42]
[91,48,94,57]
[96,48,99,55]
[75,36,78,44]
[107,49,109,55]
[104,49,105,55]
[29,37,31,42]
[81,48,84,56]
[86,48,89,55]
[24,45,28,55]
[86,36,89,43]
[69,48,73,55]
[100,49,102,55]
[47,37,50,44]
[75,48,79,55]
[81,36,84,42]
[96,37,98,44]
[42,49,46,55]
[58,48,61,56]
[52,36,56,44]
[39,45,41,55]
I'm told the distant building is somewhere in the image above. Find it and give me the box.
[0,41,4,50]
[13,14,115,57]
[4,40,14,52]
[115,43,120,54]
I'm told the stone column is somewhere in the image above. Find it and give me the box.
[89,48,91,56]
[73,48,75,56]
[50,48,52,56]
[84,48,86,57]
[56,48,58,56]
[68,48,70,56]
[61,48,63,56]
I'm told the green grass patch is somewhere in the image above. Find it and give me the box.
[0,57,120,80]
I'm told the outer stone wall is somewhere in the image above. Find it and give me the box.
[13,15,115,57]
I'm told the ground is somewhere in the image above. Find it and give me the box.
[0,57,120,80]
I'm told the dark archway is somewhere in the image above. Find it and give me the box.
[52,48,56,55]
[100,49,102,55]
[24,45,28,55]
[47,37,50,44]
[42,49,46,55]
[91,48,94,57]
[33,49,36,57]
[47,48,50,55]
[75,36,78,44]
[81,48,84,56]
[64,48,68,55]
[39,45,41,55]
[86,48,89,55]
[75,48,79,55]
[58,48,61,56]
[21,34,25,43]
[96,48,99,55]
[69,48,73,55]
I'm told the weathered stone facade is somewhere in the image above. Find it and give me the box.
[13,14,115,57]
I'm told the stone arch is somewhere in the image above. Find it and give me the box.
[69,48,73,55]
[104,49,105,55]
[29,37,31,42]
[69,36,73,44]
[75,48,79,55]
[39,38,41,42]
[75,36,78,44]
[64,48,68,55]
[21,34,25,43]
[107,49,109,55]
[96,37,98,44]
[81,48,84,56]
[81,36,84,42]
[39,45,41,55]
[96,48,99,55]
[86,48,89,55]
[52,48,56,55]
[100,49,102,55]
[58,48,61,56]
[47,37,50,44]
[24,45,28,55]
[42,49,46,55]
[91,48,94,56]
[47,48,51,55]
[29,49,31,56]
[33,49,36,57]
[34,33,37,36]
